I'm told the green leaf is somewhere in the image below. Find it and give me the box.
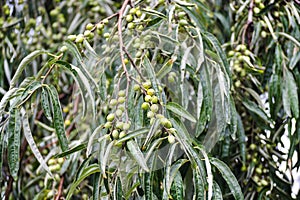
[46,85,69,153]
[114,177,123,200]
[127,140,149,172]
[210,157,244,200]
[242,99,271,124]
[282,68,299,118]
[41,88,52,121]
[0,88,18,122]
[166,102,196,123]
[55,143,87,158]
[115,128,149,145]
[156,59,175,79]
[212,181,223,200]
[92,172,101,200]
[66,163,100,200]
[170,172,184,200]
[7,108,21,180]
[10,50,46,89]
[21,109,53,177]
[142,8,167,19]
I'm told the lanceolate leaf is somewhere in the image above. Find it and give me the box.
[282,68,299,118]
[212,181,223,200]
[7,108,21,180]
[66,163,100,200]
[0,88,18,122]
[41,88,52,121]
[210,158,244,200]
[46,85,69,152]
[170,172,184,200]
[166,102,196,123]
[114,177,123,200]
[10,50,46,89]
[21,109,53,177]
[127,140,149,172]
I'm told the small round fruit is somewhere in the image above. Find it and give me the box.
[255,167,262,174]
[84,30,92,37]
[261,31,267,38]
[118,96,126,104]
[241,165,247,172]
[253,7,260,14]
[118,90,126,97]
[119,131,126,138]
[168,135,176,144]
[109,99,118,107]
[103,32,110,38]
[147,111,155,118]
[48,158,56,165]
[123,123,130,130]
[57,158,64,164]
[107,113,115,122]
[168,128,177,134]
[129,8,137,15]
[150,104,159,113]
[75,34,84,43]
[103,19,109,24]
[60,46,68,52]
[126,14,133,22]
[64,119,71,126]
[86,23,94,30]
[104,122,112,129]
[116,121,124,129]
[147,89,155,96]
[97,23,104,30]
[144,95,152,102]
[133,84,140,91]
[112,130,119,139]
[63,107,69,113]
[67,35,77,41]
[142,81,152,89]
[178,12,185,18]
[168,75,175,83]
[116,109,123,117]
[228,50,235,57]
[151,96,158,104]
[141,102,149,110]
[250,143,256,150]
[124,58,129,64]
[136,10,142,17]
[128,22,135,29]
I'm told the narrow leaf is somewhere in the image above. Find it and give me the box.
[166,102,196,123]
[127,140,149,172]
[41,88,52,121]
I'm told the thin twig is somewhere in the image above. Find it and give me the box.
[55,176,65,200]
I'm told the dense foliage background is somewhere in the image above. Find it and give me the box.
[0,0,300,199]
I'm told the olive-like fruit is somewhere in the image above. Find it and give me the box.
[103,32,110,38]
[147,89,155,96]
[150,104,159,113]
[142,81,152,89]
[116,121,124,129]
[144,95,152,102]
[141,102,150,110]
[109,99,118,107]
[64,119,71,126]
[118,96,126,104]
[107,113,115,122]
[136,10,142,17]
[151,96,158,104]
[86,23,94,30]
[128,22,135,29]
[116,109,123,117]
[147,111,155,118]
[126,14,133,22]
[129,8,137,15]
[123,123,130,130]
[118,90,126,97]
[133,84,140,91]
[119,131,126,138]
[75,34,84,43]
[168,135,176,144]
[112,130,119,139]
[60,45,68,52]
[104,122,112,129]
[68,35,77,41]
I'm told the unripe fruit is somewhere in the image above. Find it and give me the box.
[147,89,155,96]
[150,117,155,125]
[228,50,235,57]
[160,118,172,128]
[86,23,94,30]
[123,123,130,130]
[241,165,247,172]
[60,46,68,52]
[168,128,177,134]
[103,32,110,38]
[168,75,175,83]
[68,35,77,41]
[151,96,158,104]
[118,90,126,97]
[126,14,133,22]
[250,143,256,150]
[107,113,115,122]
[116,121,124,129]
[258,3,265,9]
[168,135,175,144]
[48,158,56,165]
[104,122,112,129]
[57,158,64,164]
[179,19,188,26]
[178,12,185,18]
[261,179,268,186]
[142,81,152,89]
[150,104,159,113]
[109,99,118,107]
[255,167,262,174]
[261,31,267,38]
[141,102,149,110]
[84,30,92,37]
[75,34,84,43]
[112,130,119,139]
[118,105,125,111]
[63,107,69,113]
[253,7,260,14]
[135,50,142,57]
[129,8,137,15]
[128,22,135,29]
[116,109,123,117]
[156,114,164,119]
[103,19,109,24]
[144,95,152,102]
[64,119,71,126]
[124,58,129,64]
[119,131,126,138]
[118,96,126,103]
[136,10,142,17]
[133,84,140,91]
[97,23,104,30]
[50,9,59,17]
[147,111,155,118]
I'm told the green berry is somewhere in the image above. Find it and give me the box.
[150,104,159,113]
[126,14,133,22]
[136,10,142,17]
[116,121,124,129]
[103,19,109,24]
[160,118,172,128]
[118,90,126,97]
[75,34,84,43]
[144,95,152,102]
[147,89,155,96]
[128,22,135,29]
[118,96,126,104]
[168,75,175,83]
[151,96,158,104]
[103,32,110,38]
[112,130,119,139]
[84,30,92,37]
[141,102,150,110]
[57,158,64,164]
[68,35,77,41]
[48,158,56,165]
[60,46,68,52]
[109,99,118,107]
[168,128,177,134]
[86,23,94,30]
[104,122,112,129]
[133,84,140,91]
[129,8,137,15]
[123,123,130,130]
[253,7,260,14]
[116,109,123,117]
[178,12,185,18]
[97,23,104,30]
[119,131,126,138]
[168,135,175,144]
[143,81,152,89]
[107,113,115,122]
[147,111,155,118]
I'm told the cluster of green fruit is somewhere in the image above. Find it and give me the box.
[253,0,265,15]
[104,90,131,140]
[136,80,176,144]
[228,44,252,86]
[125,7,143,31]
[132,34,152,59]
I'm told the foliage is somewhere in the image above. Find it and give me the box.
[0,0,300,199]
